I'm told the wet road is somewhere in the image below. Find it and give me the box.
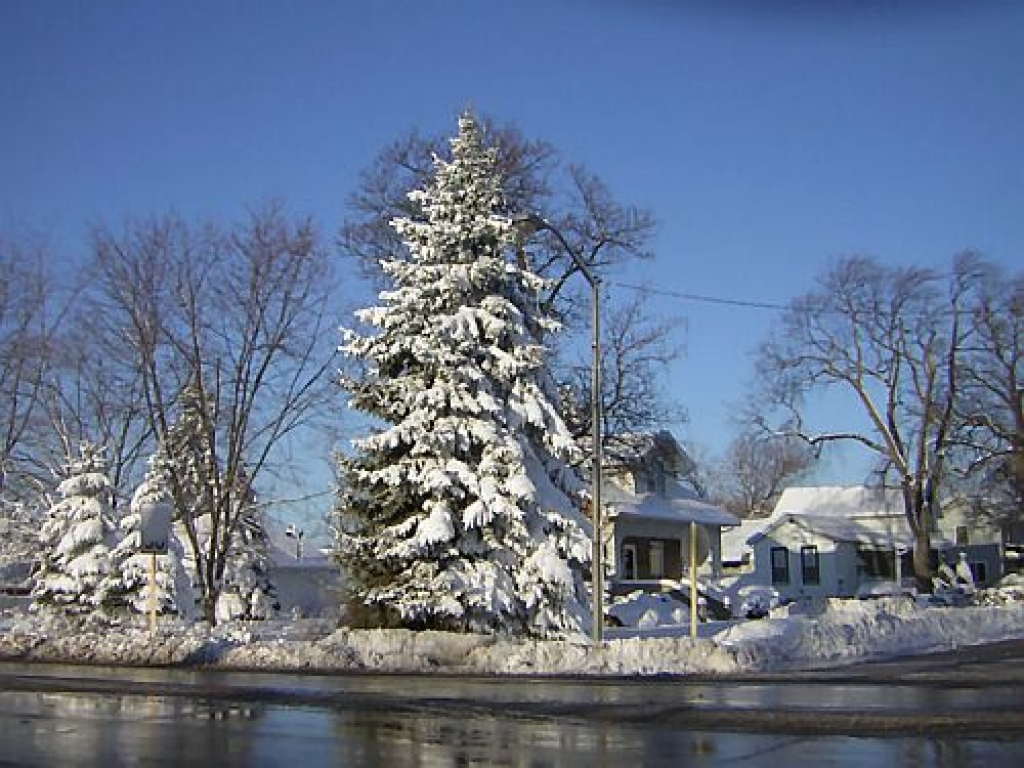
[2,642,1024,766]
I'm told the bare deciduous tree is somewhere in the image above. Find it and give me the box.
[558,291,684,442]
[755,254,981,590]
[955,263,1024,530]
[90,206,337,623]
[44,309,154,510]
[0,232,64,503]
[714,429,816,518]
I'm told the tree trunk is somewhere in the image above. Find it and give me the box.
[913,529,933,594]
[201,591,218,625]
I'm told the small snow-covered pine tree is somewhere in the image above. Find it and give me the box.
[336,112,591,638]
[32,442,116,615]
[216,477,279,622]
[100,448,192,618]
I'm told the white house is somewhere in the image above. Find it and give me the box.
[744,486,1004,602]
[600,432,739,603]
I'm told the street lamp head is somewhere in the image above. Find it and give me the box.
[510,213,598,287]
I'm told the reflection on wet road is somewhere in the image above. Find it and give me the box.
[1,655,1023,766]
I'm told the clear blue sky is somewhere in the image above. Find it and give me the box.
[3,1,1022,483]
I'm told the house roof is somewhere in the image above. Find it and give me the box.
[772,485,905,520]
[601,430,696,477]
[722,486,908,557]
[605,481,739,527]
[721,518,770,562]
[267,542,336,570]
[747,513,953,549]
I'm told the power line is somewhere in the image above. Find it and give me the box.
[611,281,789,311]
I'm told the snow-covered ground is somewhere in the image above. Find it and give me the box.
[3,577,1024,677]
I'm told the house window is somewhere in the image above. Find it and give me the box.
[801,545,820,586]
[955,526,969,546]
[973,561,987,584]
[640,458,667,495]
[857,547,895,579]
[770,547,790,585]
[621,544,638,580]
[649,541,665,578]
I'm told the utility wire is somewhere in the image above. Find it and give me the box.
[611,281,789,311]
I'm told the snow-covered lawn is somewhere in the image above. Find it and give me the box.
[4,578,1024,677]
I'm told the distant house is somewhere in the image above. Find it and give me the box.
[267,544,343,619]
[743,486,1003,601]
[600,432,738,597]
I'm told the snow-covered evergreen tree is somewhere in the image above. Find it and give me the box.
[100,448,192,618]
[216,476,279,622]
[162,380,218,618]
[31,442,116,615]
[161,389,278,622]
[336,112,591,639]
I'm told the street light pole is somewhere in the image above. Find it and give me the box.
[589,267,604,644]
[513,214,604,643]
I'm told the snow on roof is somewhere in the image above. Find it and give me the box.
[748,513,953,549]
[720,519,769,562]
[772,485,905,521]
[605,482,739,527]
[752,513,909,547]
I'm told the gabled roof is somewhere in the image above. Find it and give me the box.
[772,485,904,521]
[748,513,909,547]
[747,513,952,549]
[267,542,336,570]
[604,479,739,527]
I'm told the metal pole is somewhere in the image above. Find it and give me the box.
[690,521,698,638]
[511,213,604,643]
[148,551,158,634]
[591,279,603,644]
[895,544,904,593]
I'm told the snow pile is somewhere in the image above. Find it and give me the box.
[608,590,689,628]
[972,573,1024,607]
[466,634,742,676]
[3,589,1024,676]
[718,596,1024,670]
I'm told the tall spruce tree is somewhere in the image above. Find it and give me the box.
[31,442,116,615]
[336,113,591,638]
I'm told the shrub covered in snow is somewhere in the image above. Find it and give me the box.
[608,590,690,628]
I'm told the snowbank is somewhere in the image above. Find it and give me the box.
[718,596,1024,670]
[4,589,1024,676]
